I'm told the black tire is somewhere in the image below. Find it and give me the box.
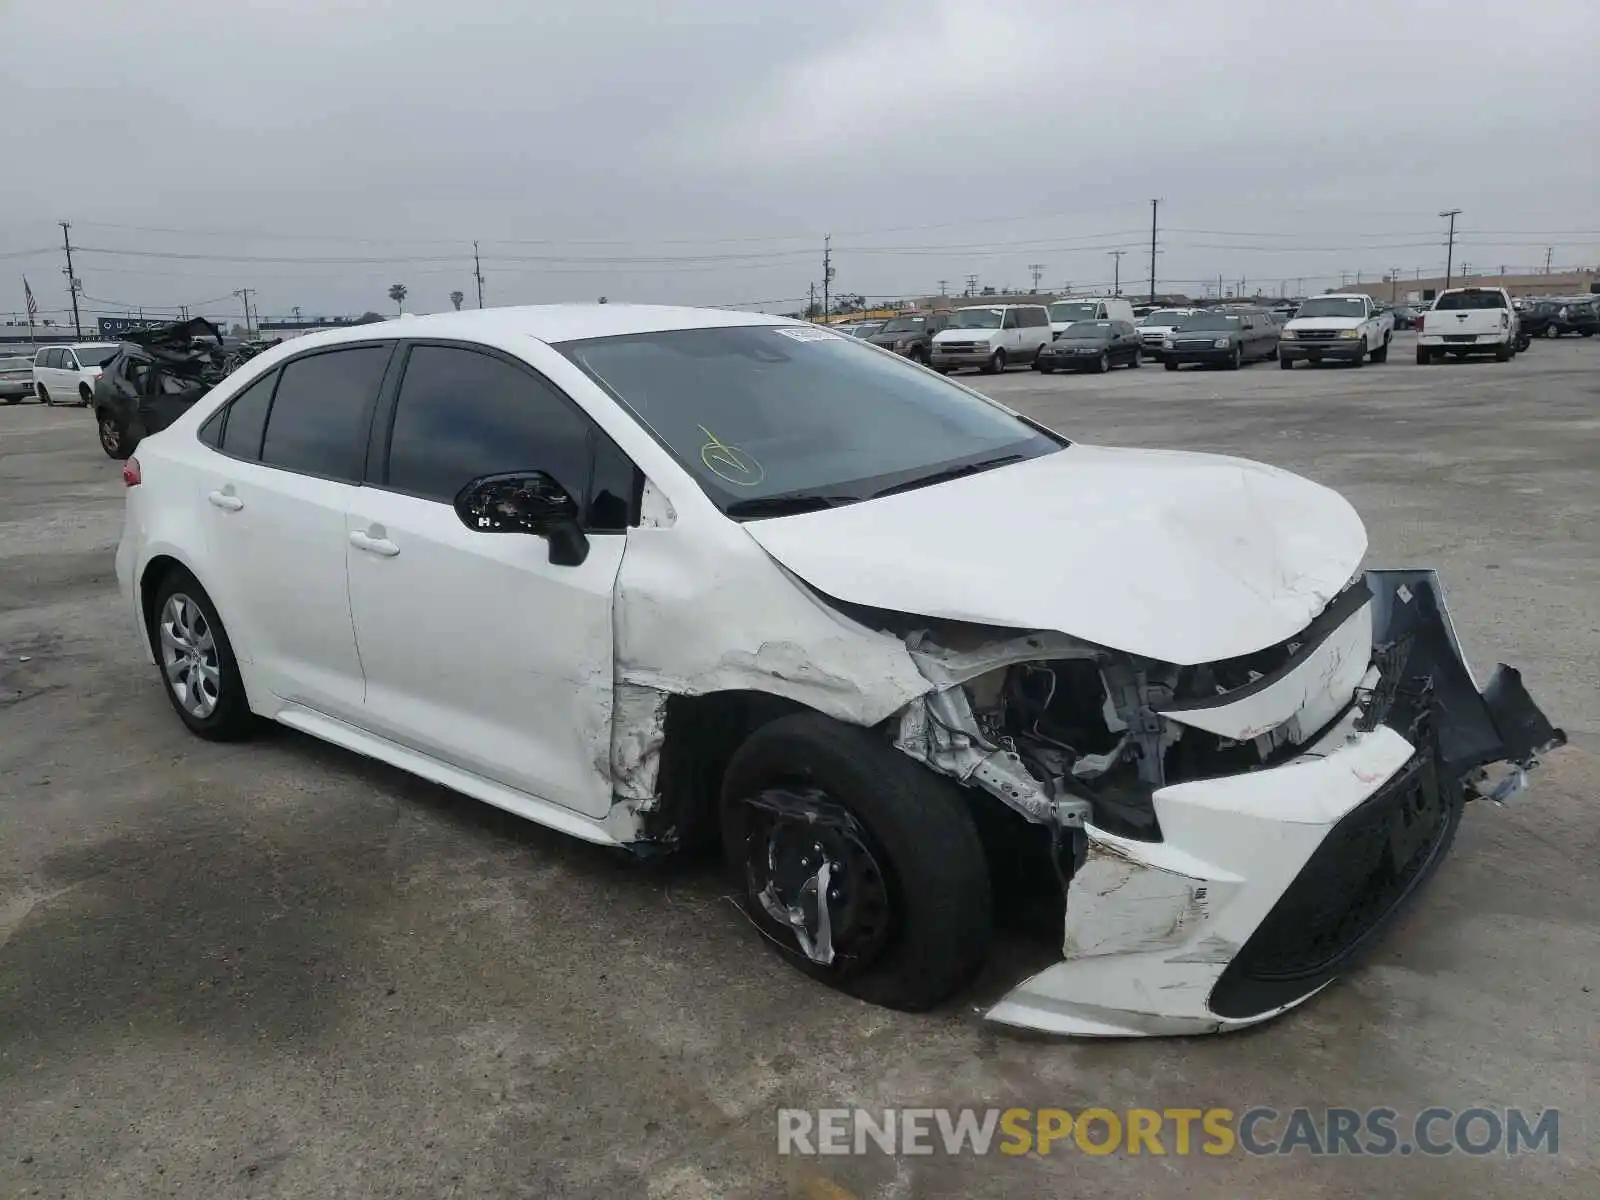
[3,395,19,405]
[1094,351,1110,374]
[908,346,927,365]
[1280,355,1294,369]
[1544,324,1560,339]
[78,383,93,406]
[982,349,1006,375]
[934,366,951,374]
[1494,341,1511,362]
[147,567,255,741]
[96,409,135,460]
[1037,362,1055,374]
[1164,360,1179,371]
[1415,347,1430,365]
[720,713,992,1011]
[1581,330,1594,337]
[36,383,50,404]
[1128,352,1141,368]
[1370,338,1389,364]
[1225,346,1241,370]
[1351,339,1367,367]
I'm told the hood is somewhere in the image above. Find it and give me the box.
[1286,315,1364,331]
[933,328,998,343]
[740,444,1367,665]
[870,332,918,346]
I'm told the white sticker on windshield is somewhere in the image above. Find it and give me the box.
[771,326,843,342]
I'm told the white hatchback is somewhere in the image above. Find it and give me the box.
[115,305,1563,1035]
[31,342,120,405]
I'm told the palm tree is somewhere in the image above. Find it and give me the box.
[449,290,464,311]
[388,283,408,314]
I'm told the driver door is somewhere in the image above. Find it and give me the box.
[344,341,634,818]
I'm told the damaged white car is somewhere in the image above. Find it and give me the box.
[116,305,1565,1036]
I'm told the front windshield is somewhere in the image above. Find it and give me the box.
[1063,321,1113,338]
[1138,309,1187,326]
[1048,302,1098,324]
[558,325,1064,514]
[948,308,1003,329]
[1176,313,1243,331]
[1295,296,1368,318]
[877,316,928,333]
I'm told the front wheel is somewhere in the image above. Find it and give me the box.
[96,410,136,459]
[720,713,992,1011]
[1545,325,1561,339]
[982,349,1007,375]
[1351,339,1367,367]
[35,383,50,404]
[1279,355,1294,370]
[908,346,927,365]
[1128,352,1141,368]
[1094,351,1110,374]
[1225,346,1241,370]
[1164,360,1179,371]
[1037,361,1056,374]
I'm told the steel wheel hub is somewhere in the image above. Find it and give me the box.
[739,787,893,970]
[158,593,222,718]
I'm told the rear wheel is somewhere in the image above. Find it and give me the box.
[147,569,255,741]
[1370,337,1390,363]
[1128,352,1141,368]
[720,713,992,1011]
[1416,347,1430,365]
[1494,341,1512,362]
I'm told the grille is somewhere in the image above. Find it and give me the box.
[1295,329,1341,341]
[1210,754,1459,1018]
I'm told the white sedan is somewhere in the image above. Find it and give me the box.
[115,305,1563,1036]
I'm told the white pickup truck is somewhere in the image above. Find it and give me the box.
[1416,286,1518,364]
[1278,293,1395,368]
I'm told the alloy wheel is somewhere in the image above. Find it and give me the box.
[158,593,223,719]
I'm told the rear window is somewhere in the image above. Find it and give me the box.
[1435,290,1507,311]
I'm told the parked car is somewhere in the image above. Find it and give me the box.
[1389,304,1423,331]
[1135,308,1196,357]
[114,304,1563,1035]
[1034,320,1142,373]
[864,311,949,364]
[31,342,120,405]
[1161,309,1280,369]
[850,321,885,339]
[0,353,36,404]
[91,318,243,459]
[1046,297,1136,337]
[930,303,1052,374]
[1515,300,1560,340]
[1278,294,1395,368]
[1544,298,1598,337]
[1416,287,1518,363]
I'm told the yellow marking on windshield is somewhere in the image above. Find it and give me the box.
[698,425,765,487]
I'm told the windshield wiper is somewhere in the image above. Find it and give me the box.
[871,454,1025,499]
[724,492,860,519]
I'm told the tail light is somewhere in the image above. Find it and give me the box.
[122,456,141,487]
[1415,314,1424,333]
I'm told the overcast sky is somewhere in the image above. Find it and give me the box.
[5,0,1596,323]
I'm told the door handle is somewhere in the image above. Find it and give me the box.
[207,490,244,512]
[349,530,400,558]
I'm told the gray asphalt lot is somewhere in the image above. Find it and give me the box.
[1,331,1596,1198]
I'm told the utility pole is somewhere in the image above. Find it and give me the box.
[473,240,485,308]
[937,279,948,297]
[964,273,978,297]
[808,281,816,319]
[1543,246,1553,275]
[1389,267,1401,303]
[234,288,254,338]
[1148,199,1159,303]
[1439,208,1462,289]
[1107,250,1125,296]
[59,220,82,338]
[822,235,832,320]
[1027,263,1044,292]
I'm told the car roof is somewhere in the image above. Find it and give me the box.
[268,304,796,353]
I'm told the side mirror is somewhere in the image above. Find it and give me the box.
[454,471,590,566]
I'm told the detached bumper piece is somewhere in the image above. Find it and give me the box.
[986,570,1564,1037]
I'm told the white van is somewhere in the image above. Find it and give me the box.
[1047,297,1136,337]
[929,304,1053,374]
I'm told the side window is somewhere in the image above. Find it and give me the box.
[260,346,390,480]
[385,344,631,529]
[1023,308,1044,328]
[218,371,278,460]
[198,406,225,449]
[39,349,59,368]
[1001,310,1019,330]
[65,351,82,369]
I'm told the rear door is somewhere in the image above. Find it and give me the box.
[193,344,393,720]
[344,340,634,817]
[35,348,62,395]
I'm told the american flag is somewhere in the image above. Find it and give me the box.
[23,276,37,321]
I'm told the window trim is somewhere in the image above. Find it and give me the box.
[366,338,642,531]
[194,340,396,483]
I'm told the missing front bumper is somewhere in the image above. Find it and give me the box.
[985,570,1564,1037]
